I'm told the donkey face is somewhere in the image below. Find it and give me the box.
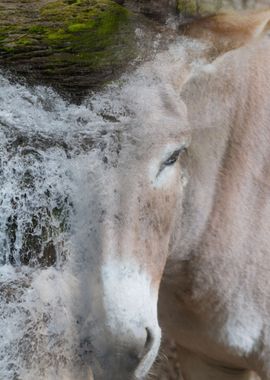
[82,86,190,379]
[78,10,270,379]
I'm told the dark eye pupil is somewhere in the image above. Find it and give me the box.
[164,149,181,166]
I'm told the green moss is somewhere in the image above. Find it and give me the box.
[0,0,135,71]
[28,25,47,34]
[64,0,81,4]
[177,0,198,15]
[47,31,70,41]
[177,0,223,15]
[67,22,93,32]
[17,37,32,46]
[40,0,130,43]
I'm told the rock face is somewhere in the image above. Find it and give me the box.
[0,0,140,100]
[124,0,178,21]
[177,0,223,16]
[0,0,181,101]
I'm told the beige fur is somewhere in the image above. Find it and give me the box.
[179,10,270,56]
[159,10,270,380]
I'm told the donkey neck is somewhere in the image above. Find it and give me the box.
[164,38,270,306]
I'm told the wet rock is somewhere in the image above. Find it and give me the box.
[0,0,210,101]
[176,0,223,16]
[124,0,178,22]
[0,0,139,101]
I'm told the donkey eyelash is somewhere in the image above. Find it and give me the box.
[163,146,187,166]
[156,146,187,178]
[163,149,182,166]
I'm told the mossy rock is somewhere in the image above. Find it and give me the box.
[0,0,137,100]
[177,0,223,16]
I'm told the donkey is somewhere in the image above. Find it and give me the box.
[158,10,270,380]
[79,10,270,380]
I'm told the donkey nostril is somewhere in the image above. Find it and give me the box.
[125,328,155,370]
[128,349,141,365]
[143,327,154,355]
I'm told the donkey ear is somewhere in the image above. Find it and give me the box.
[179,10,270,55]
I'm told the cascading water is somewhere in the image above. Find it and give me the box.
[0,37,204,380]
[0,72,120,379]
[0,66,148,379]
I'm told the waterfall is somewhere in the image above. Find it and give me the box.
[0,72,112,379]
[0,66,149,379]
[0,37,202,379]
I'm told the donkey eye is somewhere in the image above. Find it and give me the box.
[156,146,188,178]
[163,147,185,166]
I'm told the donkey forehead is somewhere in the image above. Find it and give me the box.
[98,122,188,172]
[94,114,189,179]
[133,87,187,124]
[124,100,189,153]
[90,83,189,179]
[136,92,188,142]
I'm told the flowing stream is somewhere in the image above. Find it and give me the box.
[0,78,143,380]
[0,71,131,379]
[0,73,99,379]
